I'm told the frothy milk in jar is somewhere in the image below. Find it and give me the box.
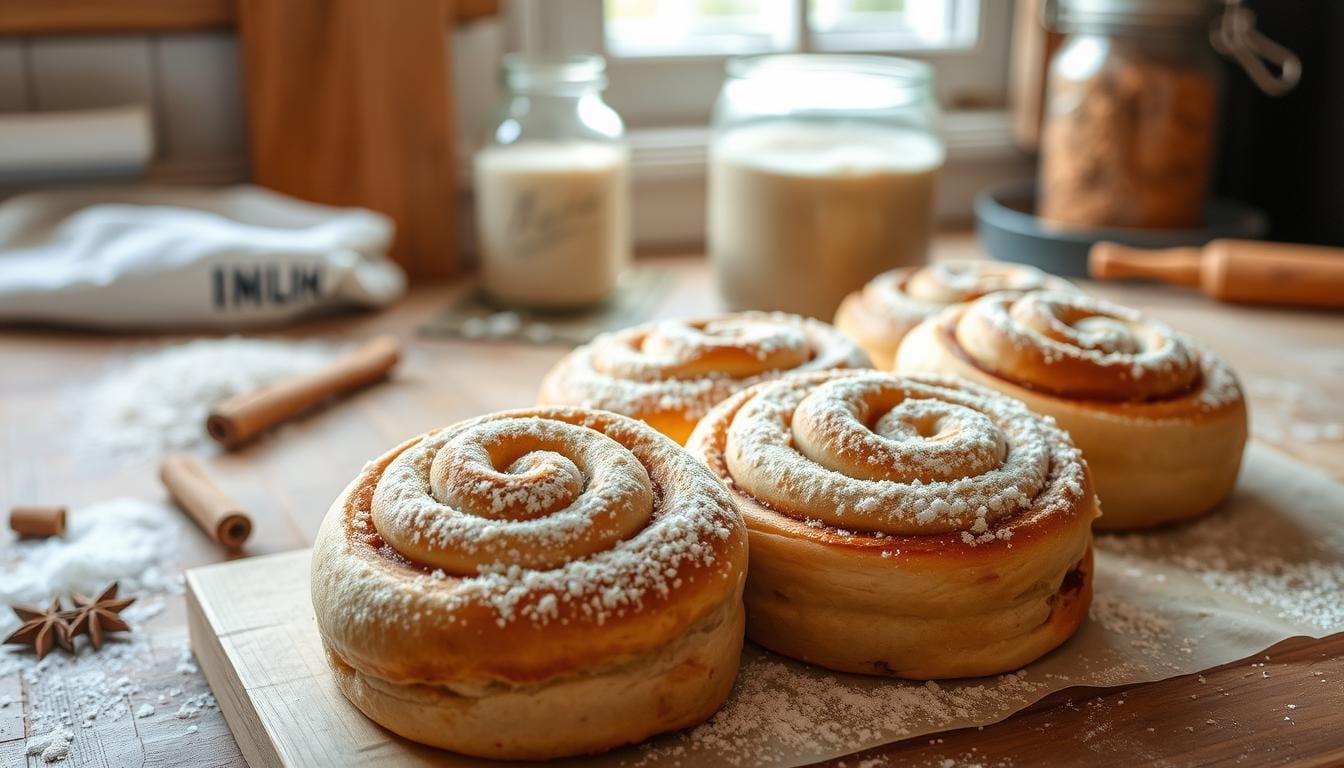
[708,122,944,319]
[475,141,630,308]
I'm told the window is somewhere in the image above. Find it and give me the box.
[514,0,1009,126]
[604,0,980,59]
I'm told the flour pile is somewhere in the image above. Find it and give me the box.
[74,337,335,460]
[0,498,182,642]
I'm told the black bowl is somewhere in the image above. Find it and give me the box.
[974,180,1269,278]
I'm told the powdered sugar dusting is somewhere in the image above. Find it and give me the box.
[316,408,744,635]
[864,261,1074,327]
[951,292,1241,408]
[374,418,657,573]
[540,312,870,431]
[701,371,1088,536]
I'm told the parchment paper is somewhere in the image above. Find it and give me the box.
[186,444,1340,768]
[570,443,1344,768]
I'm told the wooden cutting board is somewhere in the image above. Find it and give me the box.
[185,542,1342,768]
[185,551,459,768]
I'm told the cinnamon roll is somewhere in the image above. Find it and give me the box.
[311,408,748,759]
[896,291,1247,530]
[687,371,1097,679]
[835,260,1079,369]
[539,312,870,444]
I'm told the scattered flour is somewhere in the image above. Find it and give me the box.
[1088,592,1172,657]
[73,337,334,460]
[13,639,211,765]
[1246,376,1344,444]
[1,494,185,763]
[635,655,1043,767]
[1097,502,1344,633]
[174,692,217,720]
[26,729,74,763]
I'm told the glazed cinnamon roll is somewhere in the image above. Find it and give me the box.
[896,291,1247,530]
[311,408,747,759]
[835,260,1079,369]
[539,312,870,444]
[687,371,1097,679]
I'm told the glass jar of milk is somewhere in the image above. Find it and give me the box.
[475,54,630,309]
[709,55,944,319]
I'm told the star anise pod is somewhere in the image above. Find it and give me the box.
[66,583,135,651]
[3,596,74,660]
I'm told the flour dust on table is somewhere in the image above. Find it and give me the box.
[2,498,217,764]
[72,337,336,461]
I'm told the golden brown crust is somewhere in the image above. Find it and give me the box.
[538,312,870,444]
[834,261,1078,370]
[686,370,1097,678]
[324,593,744,760]
[311,407,748,758]
[895,294,1248,530]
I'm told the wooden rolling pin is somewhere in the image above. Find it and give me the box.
[1089,240,1344,309]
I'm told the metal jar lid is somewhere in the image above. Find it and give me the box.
[1052,0,1212,29]
[1046,0,1301,96]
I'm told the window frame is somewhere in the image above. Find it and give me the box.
[509,0,1013,128]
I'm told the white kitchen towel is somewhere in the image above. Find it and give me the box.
[0,185,406,329]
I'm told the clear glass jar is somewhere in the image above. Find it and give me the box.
[1038,0,1221,229]
[708,54,944,320]
[474,54,630,309]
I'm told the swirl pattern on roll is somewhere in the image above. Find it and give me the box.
[311,408,750,757]
[373,418,657,574]
[952,291,1201,401]
[539,312,870,443]
[703,371,1089,538]
[834,261,1078,369]
[312,407,746,681]
[888,260,1066,307]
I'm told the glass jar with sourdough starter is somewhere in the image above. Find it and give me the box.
[708,55,944,320]
[474,54,630,309]
[1038,0,1301,230]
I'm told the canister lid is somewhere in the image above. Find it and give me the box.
[1055,0,1212,28]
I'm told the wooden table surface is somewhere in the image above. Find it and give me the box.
[1,234,1342,767]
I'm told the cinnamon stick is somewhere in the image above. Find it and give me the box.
[159,454,253,549]
[206,335,401,448]
[9,505,66,538]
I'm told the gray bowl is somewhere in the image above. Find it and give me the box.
[974,180,1269,277]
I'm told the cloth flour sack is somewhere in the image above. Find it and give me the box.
[0,185,406,329]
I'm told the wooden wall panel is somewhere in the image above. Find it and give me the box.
[451,19,504,155]
[0,41,30,111]
[27,35,155,112]
[0,0,495,35]
[154,33,245,159]
[237,0,460,280]
[0,0,233,35]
